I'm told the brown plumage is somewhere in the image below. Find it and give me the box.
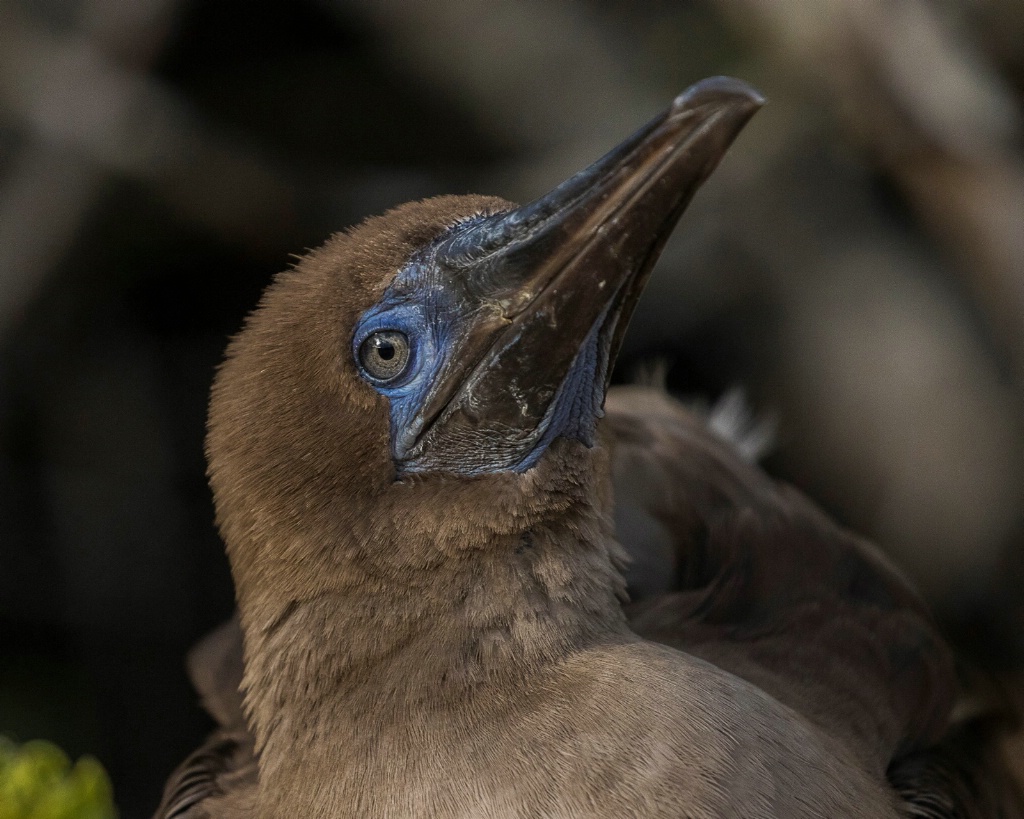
[154,81,1024,818]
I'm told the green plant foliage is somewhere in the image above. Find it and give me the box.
[0,737,117,819]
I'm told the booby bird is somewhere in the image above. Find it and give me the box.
[155,77,1024,818]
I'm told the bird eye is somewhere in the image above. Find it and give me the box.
[358,330,411,383]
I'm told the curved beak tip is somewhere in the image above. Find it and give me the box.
[671,76,766,118]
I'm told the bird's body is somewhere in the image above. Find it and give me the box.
[155,79,1023,818]
[161,387,976,819]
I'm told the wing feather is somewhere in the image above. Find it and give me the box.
[608,385,1022,815]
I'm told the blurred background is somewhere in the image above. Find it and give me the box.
[1,0,1023,815]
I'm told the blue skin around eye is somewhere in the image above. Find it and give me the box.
[353,300,442,444]
[354,259,604,475]
[353,260,473,452]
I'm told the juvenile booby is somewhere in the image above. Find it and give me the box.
[155,78,1023,818]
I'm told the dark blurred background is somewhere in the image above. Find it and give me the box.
[2,0,1023,815]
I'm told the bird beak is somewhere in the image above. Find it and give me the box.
[399,77,764,474]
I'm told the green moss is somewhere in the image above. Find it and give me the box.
[0,738,117,819]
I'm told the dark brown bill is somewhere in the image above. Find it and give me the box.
[398,76,764,474]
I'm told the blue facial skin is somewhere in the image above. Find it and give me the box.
[353,254,606,477]
[351,267,458,457]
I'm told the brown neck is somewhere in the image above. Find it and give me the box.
[234,477,629,813]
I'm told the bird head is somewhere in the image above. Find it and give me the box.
[207,78,762,605]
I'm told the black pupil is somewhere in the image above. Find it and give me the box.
[377,342,395,360]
